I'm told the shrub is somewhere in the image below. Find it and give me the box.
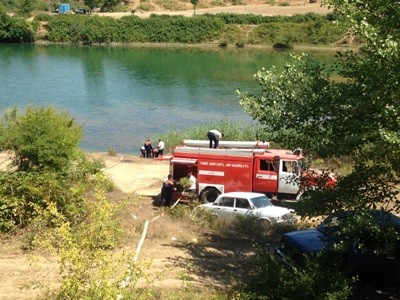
[235,41,245,48]
[249,21,347,45]
[34,13,52,22]
[0,157,105,232]
[0,105,106,232]
[108,147,117,156]
[34,191,141,300]
[0,106,83,172]
[0,10,35,42]
[233,247,354,299]
[46,14,224,44]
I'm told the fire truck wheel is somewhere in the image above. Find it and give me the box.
[200,188,220,204]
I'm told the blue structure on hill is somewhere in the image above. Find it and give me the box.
[59,3,71,14]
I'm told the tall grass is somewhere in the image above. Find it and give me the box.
[156,118,267,153]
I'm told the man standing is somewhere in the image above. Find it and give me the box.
[188,172,197,203]
[207,129,224,148]
[144,140,153,158]
[157,139,165,156]
[162,174,175,207]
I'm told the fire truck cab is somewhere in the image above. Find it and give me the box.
[169,140,304,203]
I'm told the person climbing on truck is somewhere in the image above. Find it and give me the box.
[207,129,224,148]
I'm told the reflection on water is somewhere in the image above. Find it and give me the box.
[0,44,333,154]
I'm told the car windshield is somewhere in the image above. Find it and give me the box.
[251,196,273,208]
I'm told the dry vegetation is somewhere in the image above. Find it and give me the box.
[1,3,331,298]
[94,0,330,18]
[0,153,283,299]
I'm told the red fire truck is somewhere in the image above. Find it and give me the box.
[168,140,306,203]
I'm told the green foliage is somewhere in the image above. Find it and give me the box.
[82,0,120,11]
[177,176,191,189]
[16,0,37,16]
[190,0,198,15]
[107,147,117,156]
[0,105,106,232]
[234,247,353,299]
[41,12,348,46]
[34,13,53,21]
[237,0,400,214]
[0,106,83,171]
[45,14,224,44]
[0,157,104,232]
[84,0,102,10]
[249,21,346,45]
[232,0,243,5]
[0,0,17,11]
[34,190,144,299]
[205,12,342,25]
[165,202,222,230]
[0,10,35,42]
[236,0,400,297]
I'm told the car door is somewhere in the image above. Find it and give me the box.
[234,197,253,216]
[212,197,235,216]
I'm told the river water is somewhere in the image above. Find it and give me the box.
[0,44,330,154]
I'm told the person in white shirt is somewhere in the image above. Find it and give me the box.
[157,139,165,156]
[188,172,197,203]
[207,129,224,148]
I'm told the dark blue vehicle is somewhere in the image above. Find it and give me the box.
[275,210,400,281]
[75,8,88,14]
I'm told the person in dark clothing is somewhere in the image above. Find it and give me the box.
[140,146,145,158]
[144,140,153,158]
[162,174,175,206]
[207,130,224,148]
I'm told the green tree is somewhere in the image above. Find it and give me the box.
[237,0,400,215]
[17,0,37,15]
[0,10,35,42]
[190,0,199,15]
[237,0,400,294]
[0,106,83,171]
[103,0,119,11]
[84,0,102,10]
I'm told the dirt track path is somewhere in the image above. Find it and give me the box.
[93,153,170,196]
[95,2,330,19]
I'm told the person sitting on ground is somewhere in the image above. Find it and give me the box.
[207,129,224,148]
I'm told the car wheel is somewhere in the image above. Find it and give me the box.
[200,188,220,204]
[260,218,272,228]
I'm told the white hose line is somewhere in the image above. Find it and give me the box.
[170,196,182,209]
[105,155,124,169]
[132,219,149,263]
[117,219,149,299]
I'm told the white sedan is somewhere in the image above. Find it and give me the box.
[199,192,296,225]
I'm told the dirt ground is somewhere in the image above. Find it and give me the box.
[0,152,259,299]
[0,3,331,298]
[94,0,330,18]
